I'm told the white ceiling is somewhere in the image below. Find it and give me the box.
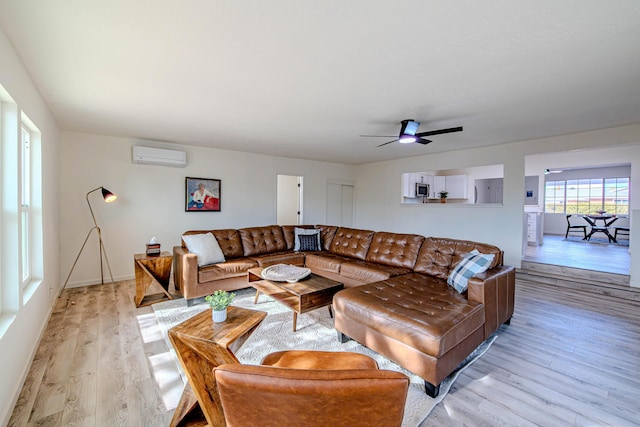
[1,1,639,165]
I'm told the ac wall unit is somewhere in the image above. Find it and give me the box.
[132,146,187,167]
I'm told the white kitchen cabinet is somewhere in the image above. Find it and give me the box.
[432,176,446,198]
[402,173,417,198]
[445,175,467,199]
[429,175,467,199]
[526,212,543,246]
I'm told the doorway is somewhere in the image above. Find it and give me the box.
[326,182,354,227]
[276,175,302,225]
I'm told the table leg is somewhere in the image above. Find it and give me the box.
[254,289,261,304]
[293,312,297,332]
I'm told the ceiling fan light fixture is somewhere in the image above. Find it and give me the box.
[398,135,417,143]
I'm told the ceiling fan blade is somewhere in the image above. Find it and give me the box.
[360,135,397,138]
[416,126,463,137]
[376,139,399,147]
[415,138,432,145]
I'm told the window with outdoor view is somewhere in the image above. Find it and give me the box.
[545,178,629,215]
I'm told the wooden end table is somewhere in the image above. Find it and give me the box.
[248,267,344,332]
[133,252,174,307]
[169,306,267,427]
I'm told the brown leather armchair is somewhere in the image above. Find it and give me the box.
[213,350,410,427]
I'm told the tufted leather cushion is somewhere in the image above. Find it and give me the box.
[333,273,485,358]
[182,229,245,259]
[413,237,503,279]
[211,229,245,259]
[329,227,375,260]
[315,225,338,251]
[365,232,425,269]
[281,225,315,250]
[239,225,287,257]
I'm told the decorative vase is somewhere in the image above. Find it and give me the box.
[440,198,446,204]
[212,308,227,323]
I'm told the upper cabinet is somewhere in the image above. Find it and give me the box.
[445,175,467,199]
[402,173,467,200]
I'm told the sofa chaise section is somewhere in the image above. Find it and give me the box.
[333,237,515,397]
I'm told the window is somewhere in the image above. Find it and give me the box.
[545,178,629,215]
[20,126,31,286]
[1,82,43,319]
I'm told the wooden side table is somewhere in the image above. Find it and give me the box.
[168,306,267,427]
[134,251,174,307]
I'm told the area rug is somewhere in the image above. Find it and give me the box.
[564,236,629,246]
[152,289,497,426]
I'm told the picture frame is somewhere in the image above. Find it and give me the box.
[185,177,221,212]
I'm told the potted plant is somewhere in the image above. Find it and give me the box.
[205,290,236,323]
[438,191,448,203]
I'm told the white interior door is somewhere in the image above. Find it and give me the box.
[277,175,302,225]
[327,182,354,227]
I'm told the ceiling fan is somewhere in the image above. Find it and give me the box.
[361,119,463,147]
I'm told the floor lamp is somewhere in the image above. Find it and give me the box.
[60,186,117,296]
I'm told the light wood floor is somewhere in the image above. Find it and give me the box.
[524,234,630,276]
[9,278,640,426]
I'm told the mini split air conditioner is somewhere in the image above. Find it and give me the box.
[132,146,187,167]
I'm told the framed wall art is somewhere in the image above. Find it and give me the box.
[185,177,221,212]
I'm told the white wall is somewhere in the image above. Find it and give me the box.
[355,145,527,267]
[0,28,60,425]
[59,132,354,286]
[354,125,640,286]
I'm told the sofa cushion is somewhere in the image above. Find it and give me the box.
[365,232,425,269]
[250,251,306,267]
[315,225,338,251]
[329,227,375,260]
[239,225,287,257]
[294,227,321,251]
[282,225,315,250]
[447,250,495,293]
[199,258,259,282]
[305,253,351,274]
[340,260,411,284]
[182,232,226,266]
[333,273,485,358]
[413,237,502,279]
[211,229,245,258]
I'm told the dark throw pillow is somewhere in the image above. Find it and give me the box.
[298,234,320,251]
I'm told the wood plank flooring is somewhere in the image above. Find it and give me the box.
[9,278,640,426]
[524,234,630,276]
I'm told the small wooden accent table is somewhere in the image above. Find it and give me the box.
[248,267,344,332]
[169,306,267,427]
[133,252,174,307]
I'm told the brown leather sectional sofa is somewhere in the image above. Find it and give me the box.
[173,224,515,397]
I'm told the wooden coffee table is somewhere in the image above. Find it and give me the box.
[248,267,344,332]
[168,305,267,427]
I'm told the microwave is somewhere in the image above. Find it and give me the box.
[416,183,430,197]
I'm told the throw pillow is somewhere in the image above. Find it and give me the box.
[447,250,495,294]
[294,227,321,252]
[182,232,226,266]
[298,234,320,251]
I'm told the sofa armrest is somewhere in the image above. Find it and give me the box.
[467,265,515,339]
[173,245,199,298]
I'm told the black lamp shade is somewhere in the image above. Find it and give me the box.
[101,187,117,203]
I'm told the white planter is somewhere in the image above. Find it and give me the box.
[212,308,227,323]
